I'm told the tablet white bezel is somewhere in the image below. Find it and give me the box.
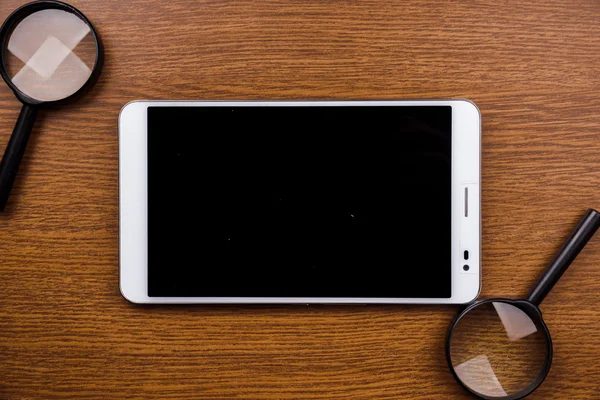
[119,100,480,304]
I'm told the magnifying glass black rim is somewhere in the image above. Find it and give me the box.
[0,0,103,106]
[446,298,554,400]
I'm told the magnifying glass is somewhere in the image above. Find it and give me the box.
[447,208,600,399]
[0,0,103,211]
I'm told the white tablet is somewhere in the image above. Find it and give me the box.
[119,100,480,304]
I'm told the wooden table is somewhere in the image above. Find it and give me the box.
[1,0,599,398]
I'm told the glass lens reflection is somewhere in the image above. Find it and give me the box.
[449,302,549,398]
[4,9,97,101]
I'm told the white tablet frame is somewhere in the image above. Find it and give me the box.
[119,100,481,304]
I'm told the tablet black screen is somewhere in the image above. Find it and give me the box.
[147,105,451,298]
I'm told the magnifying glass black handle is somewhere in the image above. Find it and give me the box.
[527,208,600,305]
[0,104,38,211]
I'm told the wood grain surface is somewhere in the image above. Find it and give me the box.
[1,0,600,398]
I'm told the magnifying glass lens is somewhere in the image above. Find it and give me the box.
[3,8,97,102]
[449,301,550,398]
